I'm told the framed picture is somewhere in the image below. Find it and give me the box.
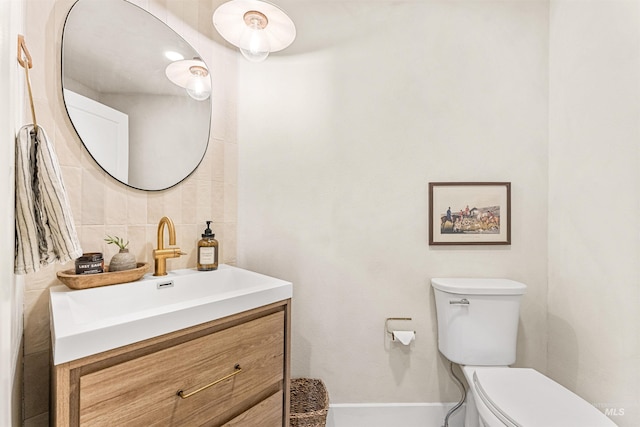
[429,182,511,245]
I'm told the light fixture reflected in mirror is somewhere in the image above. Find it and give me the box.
[213,0,296,63]
[185,65,210,101]
[165,59,211,101]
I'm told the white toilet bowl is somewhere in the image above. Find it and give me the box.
[461,366,617,427]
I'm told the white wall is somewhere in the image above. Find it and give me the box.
[548,1,640,425]
[100,93,210,190]
[0,0,25,425]
[238,0,549,404]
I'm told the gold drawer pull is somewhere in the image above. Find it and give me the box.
[176,364,242,399]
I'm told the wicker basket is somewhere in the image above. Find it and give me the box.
[290,378,329,427]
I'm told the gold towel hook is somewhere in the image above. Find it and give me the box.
[17,34,33,69]
[17,34,38,132]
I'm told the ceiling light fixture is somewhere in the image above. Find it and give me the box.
[165,59,211,101]
[213,0,296,63]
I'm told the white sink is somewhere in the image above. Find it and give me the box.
[50,264,292,365]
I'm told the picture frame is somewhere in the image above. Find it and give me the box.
[429,182,511,245]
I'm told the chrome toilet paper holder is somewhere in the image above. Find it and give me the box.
[385,317,416,340]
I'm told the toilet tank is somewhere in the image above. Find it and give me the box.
[431,278,526,366]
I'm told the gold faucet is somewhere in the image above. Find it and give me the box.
[153,216,185,276]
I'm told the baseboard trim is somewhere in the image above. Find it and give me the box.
[325,402,465,427]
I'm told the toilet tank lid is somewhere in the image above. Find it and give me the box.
[431,278,526,295]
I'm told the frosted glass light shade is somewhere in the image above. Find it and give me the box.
[165,59,211,101]
[213,0,296,61]
[239,12,270,62]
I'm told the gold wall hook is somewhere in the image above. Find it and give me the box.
[17,34,32,69]
[17,34,38,131]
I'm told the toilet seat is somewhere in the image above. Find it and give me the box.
[472,368,617,427]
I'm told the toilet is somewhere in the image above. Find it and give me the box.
[431,278,617,427]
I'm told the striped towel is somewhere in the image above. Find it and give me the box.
[15,125,82,274]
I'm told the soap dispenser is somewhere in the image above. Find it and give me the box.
[197,221,218,271]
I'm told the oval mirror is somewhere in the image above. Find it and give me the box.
[62,0,211,191]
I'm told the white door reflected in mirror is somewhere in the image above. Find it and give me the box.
[64,90,129,183]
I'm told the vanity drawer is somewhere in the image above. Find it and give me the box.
[78,311,285,426]
[222,390,283,427]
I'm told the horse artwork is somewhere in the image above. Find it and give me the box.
[429,182,511,245]
[440,205,501,234]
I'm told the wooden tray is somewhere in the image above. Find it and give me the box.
[56,262,149,290]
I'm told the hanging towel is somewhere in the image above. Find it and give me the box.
[15,125,82,274]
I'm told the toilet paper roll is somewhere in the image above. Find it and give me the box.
[392,330,415,345]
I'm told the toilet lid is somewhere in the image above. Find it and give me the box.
[473,368,616,427]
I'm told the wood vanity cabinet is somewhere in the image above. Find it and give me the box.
[52,300,291,427]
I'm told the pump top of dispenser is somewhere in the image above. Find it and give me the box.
[202,221,215,238]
